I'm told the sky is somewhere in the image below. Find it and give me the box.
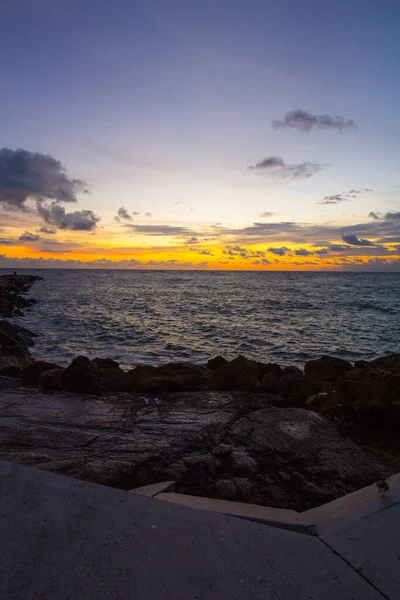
[0,0,399,270]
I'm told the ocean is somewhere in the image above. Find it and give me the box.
[4,269,400,368]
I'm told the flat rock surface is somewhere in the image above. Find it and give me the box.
[0,461,384,600]
[0,389,392,510]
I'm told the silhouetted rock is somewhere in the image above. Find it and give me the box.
[21,361,61,386]
[120,362,210,393]
[283,366,303,377]
[260,372,279,392]
[40,368,64,391]
[369,354,400,373]
[304,355,354,386]
[206,356,228,371]
[61,356,100,394]
[277,374,312,405]
[92,357,120,369]
[209,355,263,391]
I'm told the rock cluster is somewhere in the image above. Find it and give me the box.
[4,352,399,428]
[0,388,393,511]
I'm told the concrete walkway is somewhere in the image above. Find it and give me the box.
[1,461,398,599]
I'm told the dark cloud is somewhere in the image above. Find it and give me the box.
[0,148,87,211]
[369,212,381,220]
[186,236,199,244]
[38,203,100,231]
[385,212,400,221]
[19,231,41,242]
[38,227,57,234]
[115,206,132,222]
[364,188,374,192]
[249,156,321,180]
[126,224,193,236]
[0,238,17,245]
[315,248,329,255]
[342,234,375,247]
[294,248,313,256]
[132,211,140,216]
[268,246,290,256]
[145,212,152,217]
[222,245,267,260]
[273,109,354,132]
[198,250,214,256]
[260,211,274,218]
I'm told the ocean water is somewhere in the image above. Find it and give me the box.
[4,269,400,369]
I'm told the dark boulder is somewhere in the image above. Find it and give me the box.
[277,374,312,405]
[209,355,264,391]
[61,356,100,394]
[206,356,228,371]
[40,368,64,391]
[92,357,120,369]
[0,320,35,356]
[304,355,354,386]
[21,361,61,386]
[369,354,400,374]
[120,362,210,393]
[282,366,303,377]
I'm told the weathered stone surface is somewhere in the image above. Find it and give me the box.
[21,361,61,386]
[304,355,354,386]
[0,389,392,511]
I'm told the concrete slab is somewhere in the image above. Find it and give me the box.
[301,473,400,535]
[130,480,176,497]
[156,492,313,533]
[322,502,400,600]
[0,461,384,600]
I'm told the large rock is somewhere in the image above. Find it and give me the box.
[120,362,210,393]
[0,389,392,512]
[21,361,61,386]
[304,355,354,386]
[368,354,400,373]
[206,356,228,371]
[61,356,100,394]
[209,355,266,391]
[0,320,36,356]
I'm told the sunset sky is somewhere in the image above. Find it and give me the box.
[0,0,399,270]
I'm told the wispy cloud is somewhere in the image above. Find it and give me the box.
[249,156,322,180]
[260,211,274,217]
[273,109,354,132]
[319,194,345,205]
[125,224,194,236]
[369,212,381,220]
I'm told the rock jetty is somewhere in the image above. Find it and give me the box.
[0,273,399,511]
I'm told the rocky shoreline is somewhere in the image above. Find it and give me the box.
[0,273,399,510]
